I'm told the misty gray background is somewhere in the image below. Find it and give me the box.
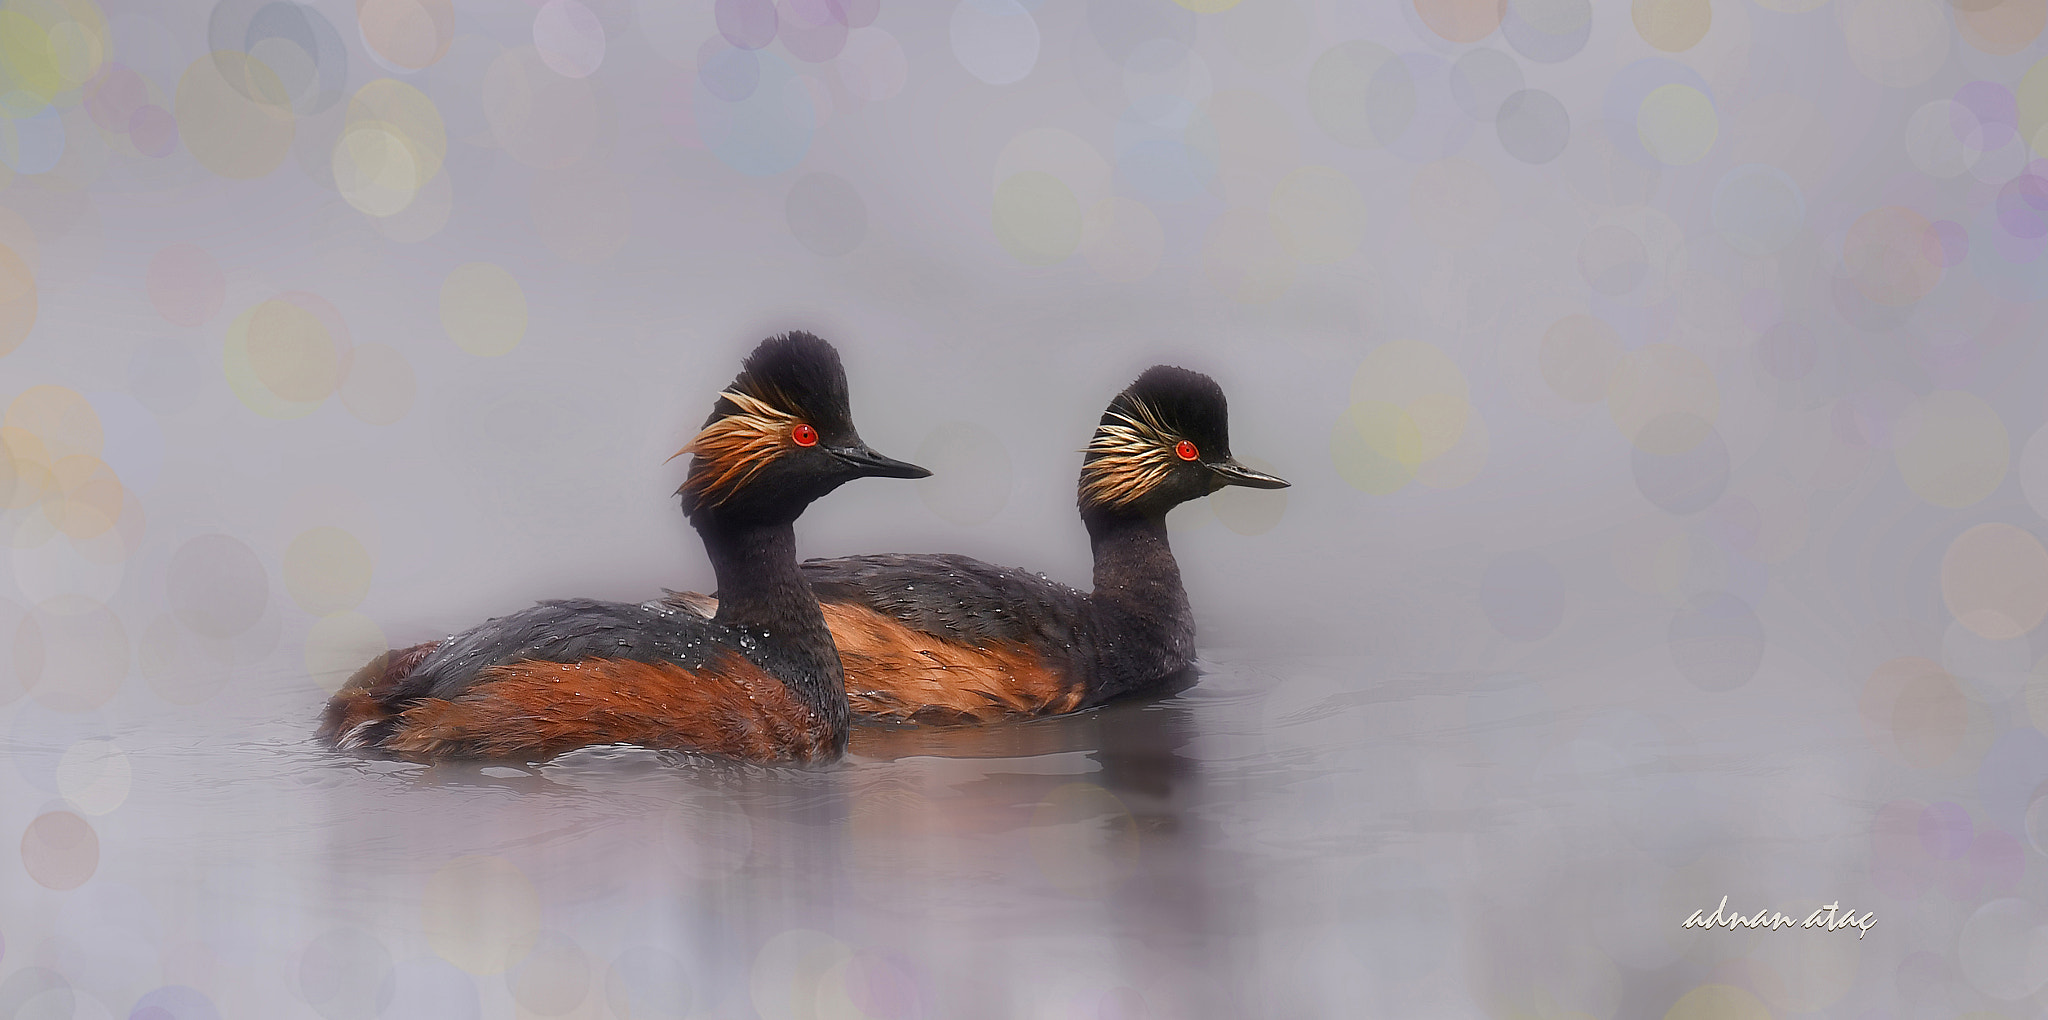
[3,0,2048,1016]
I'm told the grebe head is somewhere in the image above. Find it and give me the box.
[1078,365,1289,516]
[680,331,929,524]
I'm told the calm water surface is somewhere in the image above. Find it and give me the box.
[4,632,1980,1020]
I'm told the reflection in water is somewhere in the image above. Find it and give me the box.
[0,643,2016,1018]
[273,669,1229,1018]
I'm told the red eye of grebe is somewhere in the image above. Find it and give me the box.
[1175,440,1198,461]
[792,423,818,446]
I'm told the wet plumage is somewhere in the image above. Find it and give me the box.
[315,331,928,762]
[670,366,1288,723]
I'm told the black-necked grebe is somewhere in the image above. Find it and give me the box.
[316,331,929,761]
[668,365,1287,723]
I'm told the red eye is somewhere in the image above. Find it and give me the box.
[792,423,818,447]
[1175,440,1198,461]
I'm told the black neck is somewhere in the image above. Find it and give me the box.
[698,515,849,738]
[1082,509,1196,698]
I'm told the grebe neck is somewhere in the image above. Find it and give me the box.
[697,515,848,741]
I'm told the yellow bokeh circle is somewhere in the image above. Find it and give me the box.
[333,128,420,217]
[1334,340,1481,494]
[993,128,1111,209]
[440,262,528,357]
[335,78,447,218]
[1663,984,1770,1020]
[249,298,341,402]
[224,297,347,418]
[49,24,107,92]
[285,526,374,614]
[510,932,592,1016]
[42,454,123,540]
[992,171,1083,266]
[1,1,109,106]
[305,611,386,694]
[176,51,296,180]
[750,929,852,1020]
[1638,84,1718,166]
[1333,401,1425,494]
[0,240,36,358]
[0,12,62,111]
[1354,338,1470,407]
[1632,0,1713,51]
[6,384,102,459]
[375,165,454,244]
[2022,55,2048,158]
[1418,409,1489,490]
[1,428,51,510]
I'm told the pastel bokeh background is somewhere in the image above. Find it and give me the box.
[6,0,2048,1016]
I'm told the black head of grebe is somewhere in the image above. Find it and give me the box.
[1079,364,1289,518]
[316,330,928,763]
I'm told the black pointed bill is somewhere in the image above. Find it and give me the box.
[828,445,932,479]
[1208,458,1289,489]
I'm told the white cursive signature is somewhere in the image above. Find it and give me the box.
[1681,896,1875,939]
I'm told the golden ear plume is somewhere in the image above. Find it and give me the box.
[679,389,800,507]
[1079,398,1180,508]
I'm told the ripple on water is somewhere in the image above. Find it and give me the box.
[0,646,1922,1013]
